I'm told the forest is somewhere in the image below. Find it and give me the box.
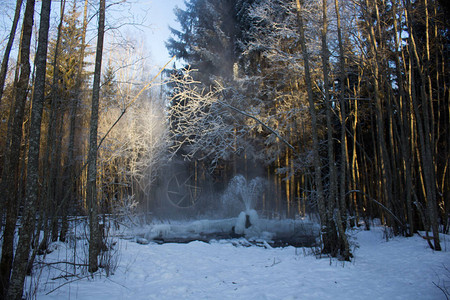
[0,0,449,299]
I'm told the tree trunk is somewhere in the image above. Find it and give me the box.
[333,0,351,260]
[404,0,441,251]
[321,0,340,258]
[87,0,106,274]
[6,1,51,299]
[392,0,414,235]
[295,0,331,255]
[363,0,396,230]
[61,0,88,242]
[0,0,23,105]
[0,1,35,297]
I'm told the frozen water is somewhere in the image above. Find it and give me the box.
[144,224,172,240]
[136,215,319,247]
[235,211,247,235]
[234,209,260,237]
[221,175,265,214]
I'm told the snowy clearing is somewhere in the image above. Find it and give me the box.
[29,227,449,300]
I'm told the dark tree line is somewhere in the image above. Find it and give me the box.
[167,0,449,259]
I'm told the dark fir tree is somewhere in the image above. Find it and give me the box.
[167,0,239,83]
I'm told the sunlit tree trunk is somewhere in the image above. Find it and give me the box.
[363,0,396,230]
[404,0,441,250]
[295,0,332,255]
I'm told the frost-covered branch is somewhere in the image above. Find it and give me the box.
[215,94,298,157]
[168,69,298,167]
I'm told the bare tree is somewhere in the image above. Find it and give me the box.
[295,0,333,255]
[6,0,52,299]
[334,0,351,237]
[98,45,169,211]
[321,0,350,260]
[0,0,22,104]
[0,0,35,297]
[86,0,106,273]
[403,0,441,250]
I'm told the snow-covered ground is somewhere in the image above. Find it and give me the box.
[29,225,450,300]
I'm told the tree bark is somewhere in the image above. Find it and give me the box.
[392,0,414,235]
[87,0,106,274]
[0,1,35,297]
[321,0,341,258]
[333,0,351,260]
[404,0,441,250]
[38,0,65,254]
[6,1,51,299]
[295,0,331,255]
[363,0,396,230]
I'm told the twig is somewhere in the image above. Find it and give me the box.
[45,273,97,295]
[433,281,449,300]
[216,98,298,156]
[265,257,281,267]
[35,261,89,267]
[345,190,405,228]
[51,273,81,281]
[105,276,130,290]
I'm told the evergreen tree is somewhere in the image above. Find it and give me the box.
[46,0,88,103]
[167,0,238,83]
[101,61,118,111]
[42,0,90,245]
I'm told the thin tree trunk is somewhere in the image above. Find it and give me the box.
[61,0,88,242]
[392,0,414,235]
[87,0,106,273]
[364,0,396,230]
[0,0,23,104]
[334,0,351,259]
[6,1,51,299]
[321,0,337,222]
[404,0,441,250]
[321,0,341,258]
[39,0,65,254]
[0,1,35,297]
[295,0,331,255]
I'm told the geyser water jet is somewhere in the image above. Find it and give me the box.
[222,175,265,213]
[222,175,265,236]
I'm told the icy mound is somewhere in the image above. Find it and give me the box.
[134,215,320,247]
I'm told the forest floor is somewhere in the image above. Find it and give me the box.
[28,223,450,300]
